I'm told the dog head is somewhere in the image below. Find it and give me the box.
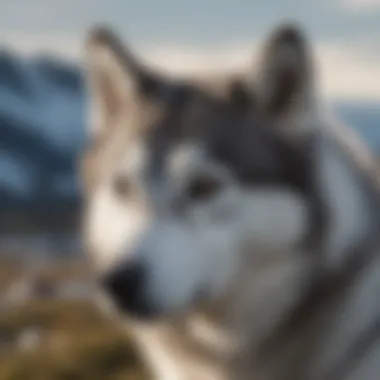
[80,23,321,320]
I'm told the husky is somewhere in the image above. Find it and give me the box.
[80,22,380,380]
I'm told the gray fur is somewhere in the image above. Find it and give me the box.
[80,23,380,380]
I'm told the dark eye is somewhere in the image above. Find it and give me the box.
[186,176,222,202]
[113,175,131,198]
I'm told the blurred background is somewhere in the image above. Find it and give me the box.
[0,0,379,379]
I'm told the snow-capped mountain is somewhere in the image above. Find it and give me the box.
[0,49,85,212]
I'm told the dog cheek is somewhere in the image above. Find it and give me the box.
[136,223,204,306]
[196,226,241,296]
[85,188,151,271]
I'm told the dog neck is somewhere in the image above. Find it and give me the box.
[314,124,379,266]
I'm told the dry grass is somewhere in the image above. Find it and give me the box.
[0,256,149,380]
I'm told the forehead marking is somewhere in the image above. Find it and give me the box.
[168,144,205,180]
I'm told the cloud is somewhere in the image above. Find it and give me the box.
[0,32,379,101]
[340,0,380,11]
[316,44,380,100]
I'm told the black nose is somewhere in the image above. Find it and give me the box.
[101,262,156,319]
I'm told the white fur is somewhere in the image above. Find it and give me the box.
[85,185,148,272]
[131,322,229,380]
[132,326,186,380]
[169,144,203,180]
[84,141,148,271]
[186,315,237,353]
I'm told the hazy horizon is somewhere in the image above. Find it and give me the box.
[0,0,379,101]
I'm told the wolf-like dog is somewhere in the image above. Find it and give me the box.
[80,22,380,380]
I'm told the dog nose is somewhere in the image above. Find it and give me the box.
[101,262,156,319]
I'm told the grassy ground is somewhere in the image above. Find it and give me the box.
[0,257,149,380]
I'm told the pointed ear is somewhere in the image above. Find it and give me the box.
[84,26,145,136]
[255,24,315,117]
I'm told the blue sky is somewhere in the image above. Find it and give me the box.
[0,0,379,100]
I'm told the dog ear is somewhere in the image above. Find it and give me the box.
[254,23,316,119]
[84,25,151,137]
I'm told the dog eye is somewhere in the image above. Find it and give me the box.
[113,175,131,198]
[186,176,222,202]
